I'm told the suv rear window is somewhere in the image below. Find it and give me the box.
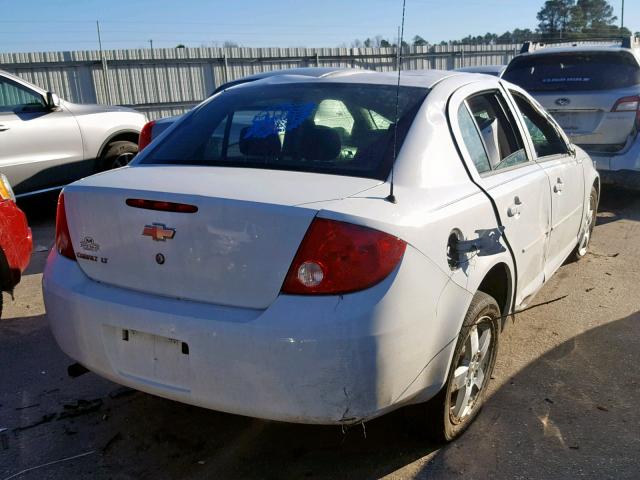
[139,83,428,180]
[503,52,640,92]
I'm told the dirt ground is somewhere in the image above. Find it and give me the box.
[1,187,639,480]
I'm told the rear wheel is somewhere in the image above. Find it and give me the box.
[424,291,500,442]
[572,185,598,261]
[100,140,138,171]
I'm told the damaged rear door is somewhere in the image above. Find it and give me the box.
[450,84,552,307]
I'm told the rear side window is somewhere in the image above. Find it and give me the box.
[140,83,428,180]
[510,92,568,158]
[457,105,491,174]
[503,52,640,92]
[461,92,528,172]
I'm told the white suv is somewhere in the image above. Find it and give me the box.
[503,37,640,189]
[0,70,146,197]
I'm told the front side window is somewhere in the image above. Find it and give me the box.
[511,92,569,158]
[0,77,46,113]
[140,83,428,180]
[464,92,528,171]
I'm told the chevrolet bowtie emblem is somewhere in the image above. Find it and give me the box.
[142,223,176,241]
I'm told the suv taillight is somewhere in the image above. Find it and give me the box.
[612,96,640,128]
[281,218,406,295]
[55,193,76,260]
[138,120,156,151]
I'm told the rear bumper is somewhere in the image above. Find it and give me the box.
[0,200,32,289]
[598,169,640,189]
[43,247,465,425]
[587,136,640,189]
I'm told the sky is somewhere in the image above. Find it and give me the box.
[0,0,637,53]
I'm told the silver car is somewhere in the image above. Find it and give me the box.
[503,37,640,189]
[0,70,146,196]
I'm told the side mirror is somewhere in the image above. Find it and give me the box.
[46,92,61,109]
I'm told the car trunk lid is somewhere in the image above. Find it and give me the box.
[63,166,381,309]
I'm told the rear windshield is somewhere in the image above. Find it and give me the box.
[139,82,428,180]
[503,52,640,92]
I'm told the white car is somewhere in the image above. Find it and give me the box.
[455,65,506,77]
[0,69,146,197]
[43,68,599,441]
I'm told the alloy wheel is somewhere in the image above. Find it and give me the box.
[578,194,596,257]
[449,318,495,423]
[112,152,135,169]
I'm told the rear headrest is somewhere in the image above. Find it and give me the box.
[239,127,282,157]
[300,125,341,161]
[478,118,501,168]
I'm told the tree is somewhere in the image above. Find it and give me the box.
[363,38,372,48]
[512,28,537,43]
[570,0,626,38]
[536,0,624,39]
[413,35,428,46]
[537,0,576,38]
[175,44,186,49]
[222,41,239,48]
[573,0,617,33]
[380,39,391,48]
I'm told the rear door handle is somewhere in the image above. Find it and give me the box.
[554,178,564,193]
[0,125,9,132]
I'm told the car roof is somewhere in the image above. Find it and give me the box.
[221,67,462,91]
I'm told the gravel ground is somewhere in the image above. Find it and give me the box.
[1,187,639,480]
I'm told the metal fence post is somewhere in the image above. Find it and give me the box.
[223,52,229,83]
[96,20,112,105]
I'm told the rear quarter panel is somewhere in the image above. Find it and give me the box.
[309,76,518,384]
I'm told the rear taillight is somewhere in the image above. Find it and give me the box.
[138,120,156,151]
[281,218,406,295]
[612,96,640,128]
[55,193,76,260]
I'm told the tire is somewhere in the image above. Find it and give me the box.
[99,140,138,171]
[423,291,500,442]
[571,185,598,262]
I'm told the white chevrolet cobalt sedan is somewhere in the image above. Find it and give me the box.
[44,68,599,441]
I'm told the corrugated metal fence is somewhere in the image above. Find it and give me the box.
[0,44,520,120]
